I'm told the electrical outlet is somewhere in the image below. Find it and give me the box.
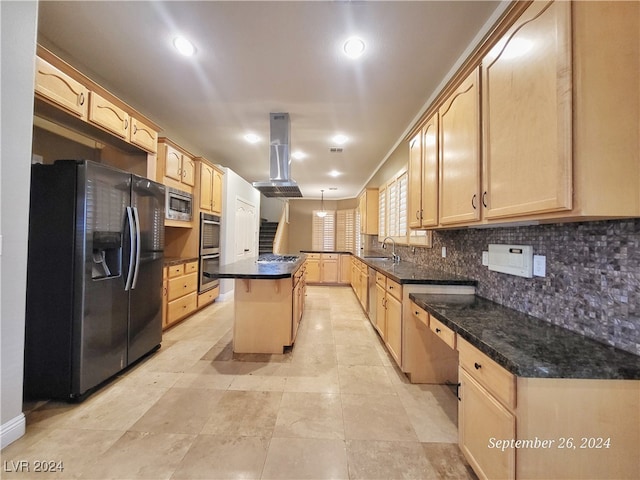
[482,251,489,266]
[441,246,447,258]
[533,255,546,277]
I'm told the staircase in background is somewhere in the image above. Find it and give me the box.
[259,220,278,254]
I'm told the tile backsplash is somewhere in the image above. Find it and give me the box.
[394,219,640,355]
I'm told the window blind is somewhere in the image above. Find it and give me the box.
[388,180,398,237]
[312,210,336,251]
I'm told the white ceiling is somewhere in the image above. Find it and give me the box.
[37,1,503,200]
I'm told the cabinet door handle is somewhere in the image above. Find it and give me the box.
[124,118,129,130]
[435,328,441,333]
[471,194,477,210]
[474,362,482,370]
[133,124,138,134]
[482,191,488,208]
[416,210,420,219]
[79,92,85,106]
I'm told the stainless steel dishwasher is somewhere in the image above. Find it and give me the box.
[367,267,377,326]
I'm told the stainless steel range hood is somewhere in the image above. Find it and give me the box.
[252,113,303,198]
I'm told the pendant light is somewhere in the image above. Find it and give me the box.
[317,189,327,217]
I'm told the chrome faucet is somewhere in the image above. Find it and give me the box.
[381,236,400,264]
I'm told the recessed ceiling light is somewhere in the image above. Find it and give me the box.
[332,134,348,145]
[244,133,260,144]
[343,36,365,59]
[329,170,341,177]
[173,36,196,57]
[292,151,306,160]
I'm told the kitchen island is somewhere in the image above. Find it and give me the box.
[212,254,306,354]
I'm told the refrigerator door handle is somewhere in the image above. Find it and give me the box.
[124,206,136,291]
[131,206,142,289]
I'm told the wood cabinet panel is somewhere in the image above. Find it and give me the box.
[88,91,129,139]
[408,131,422,229]
[212,167,223,214]
[439,68,481,226]
[34,56,88,119]
[385,294,402,365]
[167,272,198,302]
[421,114,439,227]
[429,316,456,350]
[408,113,439,228]
[458,336,516,410]
[459,368,516,480]
[482,0,572,219]
[167,292,197,324]
[200,163,214,211]
[129,117,158,154]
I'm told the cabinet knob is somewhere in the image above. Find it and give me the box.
[435,328,441,333]
[474,362,482,370]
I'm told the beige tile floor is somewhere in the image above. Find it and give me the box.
[2,286,477,480]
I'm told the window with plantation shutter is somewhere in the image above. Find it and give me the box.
[398,171,408,237]
[378,186,386,239]
[312,211,336,251]
[388,179,398,237]
[336,209,356,252]
[378,168,408,242]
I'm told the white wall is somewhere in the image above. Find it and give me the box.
[260,195,285,223]
[220,168,261,297]
[1,0,38,448]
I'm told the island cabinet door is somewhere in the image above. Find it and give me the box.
[459,367,515,480]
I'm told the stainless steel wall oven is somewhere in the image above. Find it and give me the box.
[199,213,221,293]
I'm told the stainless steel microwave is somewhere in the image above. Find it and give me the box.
[165,186,193,222]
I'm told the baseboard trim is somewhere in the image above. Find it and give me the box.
[218,289,234,302]
[1,413,26,449]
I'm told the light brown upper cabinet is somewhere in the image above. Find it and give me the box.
[129,117,158,155]
[88,91,130,139]
[438,68,481,226]
[35,56,89,119]
[408,112,439,228]
[35,47,161,157]
[199,160,224,215]
[358,188,379,235]
[159,138,195,191]
[482,0,572,220]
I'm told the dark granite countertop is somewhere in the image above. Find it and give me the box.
[164,257,199,267]
[211,255,306,280]
[409,293,640,380]
[298,250,476,286]
[358,257,477,287]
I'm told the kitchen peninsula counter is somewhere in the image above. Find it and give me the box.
[410,293,640,380]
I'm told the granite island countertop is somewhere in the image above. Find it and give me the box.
[212,255,306,280]
[409,293,640,380]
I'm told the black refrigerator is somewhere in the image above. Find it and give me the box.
[25,160,165,400]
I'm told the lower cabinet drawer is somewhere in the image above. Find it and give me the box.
[458,336,516,409]
[430,316,456,349]
[168,292,197,322]
[197,286,219,308]
[167,272,198,302]
[410,301,429,327]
